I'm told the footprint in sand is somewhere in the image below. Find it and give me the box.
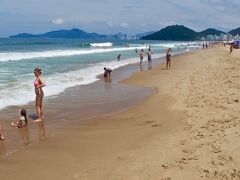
[211,144,222,154]
[145,120,155,124]
[144,120,161,128]
[161,177,171,180]
[180,140,187,145]
[182,149,194,154]
[200,169,210,178]
[234,99,239,103]
[161,164,169,169]
[117,156,125,160]
[152,124,161,127]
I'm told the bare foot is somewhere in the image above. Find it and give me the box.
[0,136,5,140]
[34,119,43,122]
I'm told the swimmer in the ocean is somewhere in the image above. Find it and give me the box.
[117,53,121,61]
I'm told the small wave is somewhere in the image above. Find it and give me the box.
[0,46,147,62]
[90,42,113,47]
[151,42,200,48]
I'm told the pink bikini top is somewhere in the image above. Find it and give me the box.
[34,79,39,87]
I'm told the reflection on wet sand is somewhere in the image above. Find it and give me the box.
[0,59,155,158]
[139,63,143,71]
[0,140,6,157]
[148,63,152,70]
[18,127,30,145]
[104,77,112,83]
[38,121,46,141]
[104,77,112,90]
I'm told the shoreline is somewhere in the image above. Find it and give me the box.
[0,47,193,158]
[0,53,164,157]
[0,49,196,158]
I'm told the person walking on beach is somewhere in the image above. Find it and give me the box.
[147,49,152,69]
[0,125,4,140]
[166,48,172,69]
[34,68,46,122]
[139,49,144,64]
[202,43,205,50]
[230,45,233,54]
[205,42,208,50]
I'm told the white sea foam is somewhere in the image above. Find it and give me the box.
[0,53,165,110]
[0,42,201,62]
[90,42,113,47]
[151,42,200,48]
[0,46,147,62]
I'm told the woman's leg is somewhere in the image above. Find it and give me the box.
[35,96,42,121]
[40,95,44,120]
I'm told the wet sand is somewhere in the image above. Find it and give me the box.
[0,59,159,157]
[1,46,240,180]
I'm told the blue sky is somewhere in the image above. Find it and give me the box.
[0,0,239,37]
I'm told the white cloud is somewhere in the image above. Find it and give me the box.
[107,21,113,27]
[52,18,64,25]
[159,21,177,27]
[140,23,146,27]
[216,6,225,11]
[120,22,129,28]
[1,0,239,36]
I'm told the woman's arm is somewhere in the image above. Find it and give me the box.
[37,76,46,88]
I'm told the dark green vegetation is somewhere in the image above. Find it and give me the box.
[10,29,106,39]
[228,27,240,36]
[141,25,239,41]
[10,25,239,40]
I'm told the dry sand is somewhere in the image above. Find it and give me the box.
[0,47,240,180]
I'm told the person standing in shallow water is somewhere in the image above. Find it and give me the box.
[103,67,112,82]
[34,68,46,122]
[166,48,172,70]
[139,49,144,64]
[147,49,152,69]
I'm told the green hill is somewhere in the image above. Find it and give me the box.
[198,28,225,37]
[229,27,240,36]
[10,28,106,39]
[141,25,197,41]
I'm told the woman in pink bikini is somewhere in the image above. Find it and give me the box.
[34,68,46,122]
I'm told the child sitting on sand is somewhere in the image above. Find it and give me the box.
[11,109,28,128]
[0,125,4,140]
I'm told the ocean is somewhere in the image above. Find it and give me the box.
[0,38,199,110]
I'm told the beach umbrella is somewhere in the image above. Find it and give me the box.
[233,40,240,49]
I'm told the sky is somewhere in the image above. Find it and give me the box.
[0,0,239,37]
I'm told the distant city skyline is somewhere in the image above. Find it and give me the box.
[0,0,239,37]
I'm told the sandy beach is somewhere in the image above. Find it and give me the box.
[0,46,240,180]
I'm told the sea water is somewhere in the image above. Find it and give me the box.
[0,38,199,110]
